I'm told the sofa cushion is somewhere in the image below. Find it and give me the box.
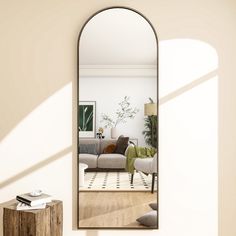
[100,139,117,153]
[103,144,116,154]
[114,135,129,154]
[79,143,98,155]
[79,139,100,154]
[98,154,126,169]
[79,154,98,168]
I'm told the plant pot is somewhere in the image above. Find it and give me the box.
[111,127,118,139]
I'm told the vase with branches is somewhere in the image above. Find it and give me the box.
[100,96,139,138]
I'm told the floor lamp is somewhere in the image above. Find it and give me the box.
[144,99,157,147]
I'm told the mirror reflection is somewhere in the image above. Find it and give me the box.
[78,8,158,229]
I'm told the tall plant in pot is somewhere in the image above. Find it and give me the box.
[100,96,139,138]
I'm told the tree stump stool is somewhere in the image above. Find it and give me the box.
[3,200,63,236]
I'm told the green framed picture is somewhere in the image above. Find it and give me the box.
[79,101,96,138]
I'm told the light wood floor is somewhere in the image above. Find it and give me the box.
[78,191,158,228]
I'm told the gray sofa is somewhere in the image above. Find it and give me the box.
[79,139,127,170]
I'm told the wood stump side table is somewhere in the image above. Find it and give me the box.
[3,200,63,236]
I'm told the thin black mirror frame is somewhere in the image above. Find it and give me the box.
[77,6,159,230]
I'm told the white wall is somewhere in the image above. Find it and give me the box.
[159,39,218,236]
[79,76,157,146]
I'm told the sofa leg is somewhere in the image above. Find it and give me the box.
[151,173,155,193]
[131,174,134,184]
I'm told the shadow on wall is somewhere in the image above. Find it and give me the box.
[160,70,217,105]
[0,147,72,190]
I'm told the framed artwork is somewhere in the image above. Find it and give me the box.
[79,101,96,138]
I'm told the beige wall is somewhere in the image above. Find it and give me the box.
[0,0,235,236]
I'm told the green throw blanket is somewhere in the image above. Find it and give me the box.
[125,146,156,174]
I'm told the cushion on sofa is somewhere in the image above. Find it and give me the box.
[114,135,129,154]
[136,210,157,227]
[79,139,100,153]
[79,154,98,168]
[100,139,117,153]
[98,154,126,169]
[103,144,116,154]
[79,143,98,155]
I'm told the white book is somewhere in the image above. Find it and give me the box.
[16,193,52,206]
[16,202,46,210]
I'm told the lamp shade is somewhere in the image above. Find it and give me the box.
[144,103,157,116]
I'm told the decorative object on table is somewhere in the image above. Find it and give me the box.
[100,96,139,139]
[29,189,43,197]
[16,192,52,206]
[143,97,157,148]
[96,127,105,139]
[79,101,96,138]
[3,200,63,236]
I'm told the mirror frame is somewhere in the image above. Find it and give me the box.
[77,6,159,229]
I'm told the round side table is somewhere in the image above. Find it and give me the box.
[79,163,88,187]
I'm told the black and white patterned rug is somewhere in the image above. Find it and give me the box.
[79,171,157,191]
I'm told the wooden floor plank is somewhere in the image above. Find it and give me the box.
[78,191,157,228]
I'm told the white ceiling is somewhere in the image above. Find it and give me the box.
[79,8,157,66]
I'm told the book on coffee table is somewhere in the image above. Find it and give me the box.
[16,193,52,206]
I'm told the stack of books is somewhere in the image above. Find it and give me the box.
[16,192,52,211]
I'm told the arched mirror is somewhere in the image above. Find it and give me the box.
[77,7,158,229]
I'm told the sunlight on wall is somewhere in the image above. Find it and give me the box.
[159,39,218,97]
[0,83,72,185]
[158,39,218,236]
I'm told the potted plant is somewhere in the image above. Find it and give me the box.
[100,96,139,138]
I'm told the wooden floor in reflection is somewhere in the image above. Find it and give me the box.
[78,191,157,228]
